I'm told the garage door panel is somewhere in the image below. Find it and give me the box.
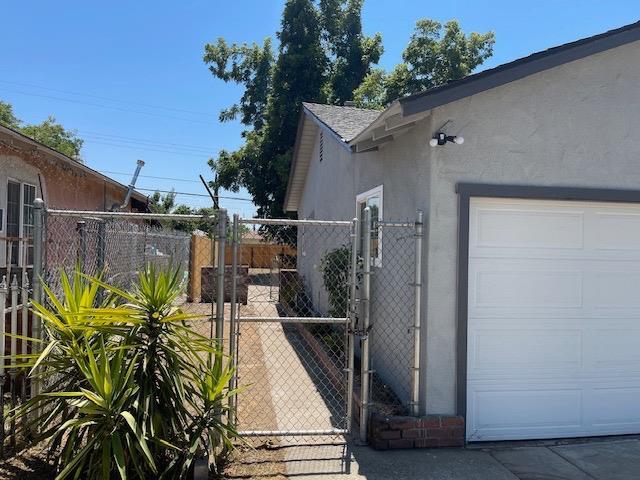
[468,389,583,441]
[588,272,640,308]
[472,207,584,250]
[473,270,583,309]
[591,212,640,251]
[470,329,583,370]
[467,197,640,441]
[593,329,640,365]
[589,387,640,426]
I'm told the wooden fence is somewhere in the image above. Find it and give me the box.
[187,234,296,302]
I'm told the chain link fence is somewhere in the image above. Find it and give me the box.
[12,206,422,448]
[368,222,418,416]
[231,219,353,441]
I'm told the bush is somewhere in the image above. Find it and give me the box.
[319,244,352,318]
[9,265,236,479]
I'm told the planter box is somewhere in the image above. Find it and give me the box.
[200,265,248,304]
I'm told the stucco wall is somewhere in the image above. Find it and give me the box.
[422,39,640,415]
[0,145,137,211]
[295,40,640,415]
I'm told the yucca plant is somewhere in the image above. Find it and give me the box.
[7,265,237,479]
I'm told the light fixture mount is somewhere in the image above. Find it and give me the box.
[429,131,464,147]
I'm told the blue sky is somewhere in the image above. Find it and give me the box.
[1,1,637,216]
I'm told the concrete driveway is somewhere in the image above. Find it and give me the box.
[228,436,640,479]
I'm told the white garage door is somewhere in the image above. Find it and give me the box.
[467,197,640,442]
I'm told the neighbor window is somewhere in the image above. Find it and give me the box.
[5,180,36,267]
[356,185,383,267]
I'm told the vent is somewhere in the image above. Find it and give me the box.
[319,131,324,162]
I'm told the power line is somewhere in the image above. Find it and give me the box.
[0,87,215,125]
[135,187,253,202]
[101,170,202,183]
[83,139,209,158]
[78,130,216,153]
[0,80,213,117]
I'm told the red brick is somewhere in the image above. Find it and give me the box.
[414,438,440,448]
[378,429,401,440]
[389,438,414,449]
[441,426,464,439]
[426,427,445,438]
[440,416,464,427]
[420,416,441,428]
[389,416,419,430]
[402,428,425,439]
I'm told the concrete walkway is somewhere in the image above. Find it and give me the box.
[270,436,640,479]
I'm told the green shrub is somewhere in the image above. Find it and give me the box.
[9,265,236,479]
[319,244,352,318]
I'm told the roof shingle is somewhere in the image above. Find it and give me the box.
[302,102,381,142]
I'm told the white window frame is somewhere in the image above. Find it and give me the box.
[6,178,37,267]
[356,185,383,267]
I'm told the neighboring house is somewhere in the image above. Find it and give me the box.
[285,21,640,443]
[0,124,147,272]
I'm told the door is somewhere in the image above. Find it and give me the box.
[467,197,640,441]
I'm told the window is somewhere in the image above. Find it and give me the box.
[319,132,324,162]
[5,180,36,267]
[356,185,383,267]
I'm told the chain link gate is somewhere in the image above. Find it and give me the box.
[226,216,357,440]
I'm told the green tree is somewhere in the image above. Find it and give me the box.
[320,0,383,104]
[0,100,21,129]
[148,190,177,214]
[354,19,495,108]
[0,100,85,161]
[204,0,382,218]
[148,190,218,234]
[20,115,84,159]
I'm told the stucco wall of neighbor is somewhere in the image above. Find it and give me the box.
[422,39,640,415]
[0,153,45,267]
[0,146,136,211]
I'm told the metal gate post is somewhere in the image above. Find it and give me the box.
[97,220,106,273]
[215,209,227,341]
[346,216,359,434]
[228,213,240,426]
[30,198,45,429]
[359,207,372,444]
[76,221,87,272]
[411,210,424,416]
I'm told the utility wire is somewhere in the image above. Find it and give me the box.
[78,130,216,153]
[0,79,213,117]
[101,170,202,183]
[135,187,253,202]
[80,134,211,155]
[83,139,209,157]
[0,87,215,125]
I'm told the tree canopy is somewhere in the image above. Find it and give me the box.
[205,3,494,216]
[0,100,84,160]
[148,190,218,234]
[354,20,495,108]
